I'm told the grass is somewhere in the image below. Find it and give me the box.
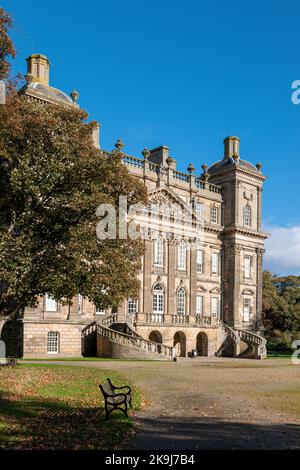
[0,364,142,450]
[267,352,292,358]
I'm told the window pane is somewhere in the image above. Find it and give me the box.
[197,250,203,273]
[211,207,218,224]
[244,206,251,226]
[178,241,186,270]
[47,332,59,353]
[154,236,164,266]
[244,255,251,278]
[243,299,251,321]
[177,288,186,315]
[211,253,219,275]
[211,297,219,317]
[153,284,164,313]
[128,298,138,314]
[45,294,57,312]
[196,295,203,315]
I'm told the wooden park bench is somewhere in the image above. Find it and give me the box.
[99,378,132,420]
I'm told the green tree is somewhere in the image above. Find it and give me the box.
[0,7,15,80]
[0,93,147,320]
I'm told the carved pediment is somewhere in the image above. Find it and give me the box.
[242,288,255,295]
[210,287,221,294]
[197,285,207,293]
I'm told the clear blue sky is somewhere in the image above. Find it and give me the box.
[3,0,300,273]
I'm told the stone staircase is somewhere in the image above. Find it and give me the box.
[217,321,266,359]
[87,313,266,360]
[96,313,175,360]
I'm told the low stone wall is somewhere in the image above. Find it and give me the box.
[23,321,88,358]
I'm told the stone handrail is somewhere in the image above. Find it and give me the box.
[100,313,119,326]
[173,170,189,182]
[97,323,174,359]
[234,328,267,359]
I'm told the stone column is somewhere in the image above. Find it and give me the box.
[256,248,264,330]
[143,239,152,313]
[167,240,176,315]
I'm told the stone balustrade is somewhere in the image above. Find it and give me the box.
[97,324,174,359]
[131,313,220,328]
[121,155,222,196]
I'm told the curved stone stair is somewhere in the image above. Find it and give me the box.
[96,314,175,360]
[217,321,266,359]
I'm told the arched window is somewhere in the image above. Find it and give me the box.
[153,235,164,267]
[47,331,60,354]
[177,240,187,271]
[177,287,186,316]
[152,283,164,314]
[243,205,251,227]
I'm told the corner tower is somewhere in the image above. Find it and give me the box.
[207,137,268,331]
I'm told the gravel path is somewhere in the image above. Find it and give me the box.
[24,357,300,450]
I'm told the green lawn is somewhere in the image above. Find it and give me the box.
[0,364,141,450]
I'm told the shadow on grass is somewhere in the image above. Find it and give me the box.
[0,391,133,450]
[127,415,300,450]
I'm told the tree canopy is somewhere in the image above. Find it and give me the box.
[0,7,15,80]
[0,93,147,318]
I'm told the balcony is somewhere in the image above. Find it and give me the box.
[130,313,220,328]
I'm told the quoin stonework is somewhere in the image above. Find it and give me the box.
[1,54,269,360]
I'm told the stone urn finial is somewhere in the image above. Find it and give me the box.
[142,148,150,159]
[115,138,125,151]
[71,90,79,104]
[232,154,239,164]
[201,163,208,173]
[187,163,195,174]
[25,73,34,84]
[256,162,262,172]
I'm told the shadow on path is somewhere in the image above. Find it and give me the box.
[127,415,300,450]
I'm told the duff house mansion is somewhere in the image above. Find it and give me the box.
[1,54,269,360]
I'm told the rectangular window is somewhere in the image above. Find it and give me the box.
[196,295,203,315]
[95,308,105,315]
[47,332,59,354]
[154,237,164,267]
[210,207,218,224]
[153,293,164,314]
[196,250,203,273]
[211,297,219,317]
[243,299,251,322]
[78,294,83,315]
[195,202,204,218]
[177,241,187,271]
[211,253,219,275]
[244,255,252,278]
[128,298,138,314]
[45,294,57,312]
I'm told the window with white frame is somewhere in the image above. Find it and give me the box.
[153,283,164,314]
[128,298,138,314]
[177,240,187,271]
[78,294,83,314]
[196,250,204,273]
[195,202,204,218]
[211,252,219,275]
[196,295,203,316]
[244,255,252,278]
[44,293,57,312]
[243,298,251,322]
[95,307,105,315]
[153,235,164,267]
[243,205,251,227]
[210,206,218,224]
[47,331,59,354]
[177,287,186,316]
[211,297,219,317]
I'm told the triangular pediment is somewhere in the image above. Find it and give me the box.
[210,287,221,294]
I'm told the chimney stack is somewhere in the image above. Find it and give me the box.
[224,136,240,159]
[26,54,50,86]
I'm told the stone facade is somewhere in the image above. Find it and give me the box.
[1,54,268,359]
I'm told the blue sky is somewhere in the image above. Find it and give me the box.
[3,0,300,274]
